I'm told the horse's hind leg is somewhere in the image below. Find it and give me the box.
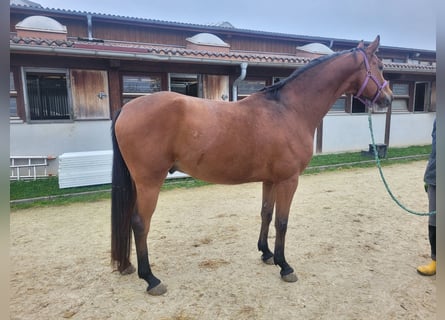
[132,183,167,296]
[258,182,276,265]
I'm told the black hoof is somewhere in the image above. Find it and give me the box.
[261,252,274,265]
[280,265,298,282]
[281,272,298,282]
[262,256,274,265]
[120,264,136,275]
[147,282,167,296]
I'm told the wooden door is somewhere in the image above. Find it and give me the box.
[202,75,229,101]
[70,70,110,119]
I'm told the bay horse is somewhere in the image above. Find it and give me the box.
[111,36,392,295]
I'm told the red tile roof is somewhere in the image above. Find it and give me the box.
[10,35,74,47]
[10,35,436,73]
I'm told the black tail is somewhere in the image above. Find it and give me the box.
[111,110,135,272]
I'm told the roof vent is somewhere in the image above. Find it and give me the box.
[207,21,235,28]
[15,15,67,40]
[186,33,230,52]
[296,43,334,57]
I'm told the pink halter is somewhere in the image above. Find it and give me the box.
[354,49,388,107]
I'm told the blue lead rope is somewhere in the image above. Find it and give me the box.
[367,110,436,216]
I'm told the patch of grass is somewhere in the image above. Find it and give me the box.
[11,191,111,210]
[308,151,365,167]
[10,177,209,202]
[10,176,110,201]
[308,145,430,167]
[386,145,431,158]
[10,144,430,210]
[10,176,210,211]
[161,177,210,191]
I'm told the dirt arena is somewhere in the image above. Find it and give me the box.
[10,161,436,319]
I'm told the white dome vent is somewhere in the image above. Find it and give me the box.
[16,15,67,33]
[296,43,334,55]
[186,33,229,47]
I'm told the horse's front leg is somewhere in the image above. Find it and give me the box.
[258,182,276,265]
[274,176,299,282]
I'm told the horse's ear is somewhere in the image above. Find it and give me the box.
[357,40,365,49]
[366,35,380,55]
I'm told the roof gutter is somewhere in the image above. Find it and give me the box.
[10,44,169,61]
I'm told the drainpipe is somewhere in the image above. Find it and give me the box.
[232,62,248,101]
[87,14,93,40]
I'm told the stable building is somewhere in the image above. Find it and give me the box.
[10,2,436,179]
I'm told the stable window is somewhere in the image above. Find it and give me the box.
[23,68,70,121]
[10,71,18,118]
[169,73,199,97]
[237,79,267,100]
[414,82,430,112]
[330,96,347,112]
[123,75,162,104]
[351,98,366,113]
[272,77,285,84]
[391,82,410,112]
[392,58,406,63]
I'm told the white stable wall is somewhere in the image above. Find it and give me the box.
[10,120,112,174]
[321,112,435,153]
[388,113,436,147]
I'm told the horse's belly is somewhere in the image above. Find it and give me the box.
[174,155,255,184]
[175,149,303,185]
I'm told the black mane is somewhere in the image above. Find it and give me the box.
[260,48,355,100]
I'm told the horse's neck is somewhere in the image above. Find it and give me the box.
[282,53,358,131]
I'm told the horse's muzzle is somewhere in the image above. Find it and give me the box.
[374,92,393,112]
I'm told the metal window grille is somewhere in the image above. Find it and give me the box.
[26,74,70,120]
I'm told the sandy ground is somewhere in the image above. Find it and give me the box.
[10,161,436,319]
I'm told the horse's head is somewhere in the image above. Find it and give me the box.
[354,36,393,111]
